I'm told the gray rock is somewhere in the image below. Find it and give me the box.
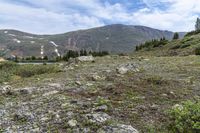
[94,105,108,112]
[77,56,94,62]
[117,63,140,74]
[18,87,35,95]
[92,74,106,81]
[98,124,138,133]
[68,119,77,127]
[75,81,82,86]
[0,85,13,95]
[86,112,111,123]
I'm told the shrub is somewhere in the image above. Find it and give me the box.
[185,30,200,37]
[170,45,181,49]
[14,65,60,78]
[180,44,191,48]
[0,62,18,83]
[0,62,60,83]
[167,100,200,133]
[195,47,200,55]
[0,61,17,70]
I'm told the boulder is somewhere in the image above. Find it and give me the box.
[117,63,140,74]
[0,85,13,95]
[77,56,94,62]
[98,124,138,133]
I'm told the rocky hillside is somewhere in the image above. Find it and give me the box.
[0,25,185,57]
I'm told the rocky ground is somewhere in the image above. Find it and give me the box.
[0,55,200,132]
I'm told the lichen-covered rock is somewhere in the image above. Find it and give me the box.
[0,85,13,95]
[68,119,77,127]
[98,124,139,133]
[85,112,111,123]
[116,63,140,74]
[94,105,108,112]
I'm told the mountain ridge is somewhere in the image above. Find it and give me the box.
[0,24,186,57]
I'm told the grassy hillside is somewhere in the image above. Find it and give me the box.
[134,31,200,56]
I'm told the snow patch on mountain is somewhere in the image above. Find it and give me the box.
[8,34,16,37]
[13,39,21,43]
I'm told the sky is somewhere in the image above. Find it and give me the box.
[0,0,199,34]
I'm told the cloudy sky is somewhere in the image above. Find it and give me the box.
[0,0,199,34]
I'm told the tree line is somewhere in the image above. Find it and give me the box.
[14,50,109,62]
[135,37,168,51]
[61,50,109,61]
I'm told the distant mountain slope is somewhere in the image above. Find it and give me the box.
[0,24,186,57]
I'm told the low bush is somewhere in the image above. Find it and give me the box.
[185,30,200,37]
[14,65,60,78]
[180,44,191,49]
[170,45,181,49]
[167,100,200,133]
[195,47,200,55]
[0,61,60,83]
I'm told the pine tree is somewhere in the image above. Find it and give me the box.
[83,50,87,56]
[43,56,48,60]
[173,32,179,40]
[195,18,200,31]
[80,50,84,56]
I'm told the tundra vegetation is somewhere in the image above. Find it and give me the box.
[1,21,200,133]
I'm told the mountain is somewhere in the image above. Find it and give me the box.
[0,24,186,57]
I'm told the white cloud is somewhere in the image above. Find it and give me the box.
[0,0,200,34]
[135,0,200,31]
[0,0,104,34]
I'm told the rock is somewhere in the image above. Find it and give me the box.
[42,90,59,96]
[117,66,129,74]
[86,83,93,86]
[172,104,183,110]
[75,81,82,86]
[161,93,168,97]
[18,87,35,95]
[98,124,138,133]
[92,74,106,81]
[77,56,94,62]
[68,119,77,127]
[150,104,159,110]
[48,83,62,88]
[86,112,111,123]
[143,58,150,61]
[0,85,13,95]
[94,105,108,112]
[116,63,140,74]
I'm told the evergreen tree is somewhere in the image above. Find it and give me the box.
[80,50,84,56]
[83,50,87,56]
[195,18,200,31]
[31,56,36,60]
[173,32,179,40]
[14,56,18,62]
[43,56,48,60]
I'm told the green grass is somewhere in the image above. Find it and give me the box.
[0,61,60,83]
